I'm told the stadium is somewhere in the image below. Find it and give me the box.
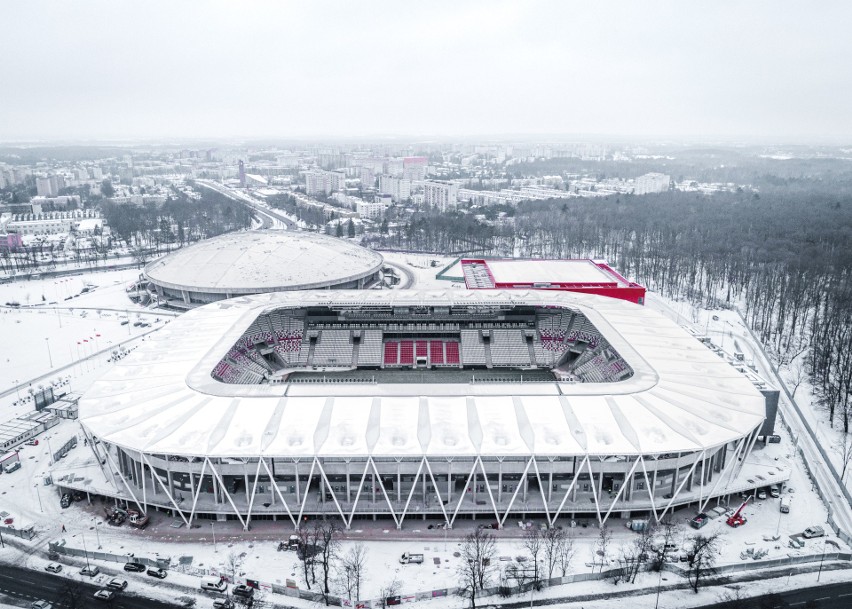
[72,289,773,531]
[143,230,384,309]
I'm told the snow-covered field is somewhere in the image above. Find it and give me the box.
[0,267,848,608]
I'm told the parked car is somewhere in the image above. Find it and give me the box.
[770,485,781,498]
[106,578,128,591]
[60,494,71,509]
[4,462,21,474]
[213,599,234,609]
[124,562,146,572]
[200,575,227,593]
[780,498,791,513]
[768,434,782,443]
[80,565,100,577]
[233,584,255,599]
[147,567,167,579]
[44,563,62,573]
[25,439,39,446]
[93,589,115,601]
[757,489,767,500]
[31,601,52,609]
[803,526,825,539]
[689,513,709,529]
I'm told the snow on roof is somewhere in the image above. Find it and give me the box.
[482,259,623,285]
[143,230,383,294]
[79,289,767,458]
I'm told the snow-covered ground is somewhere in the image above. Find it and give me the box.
[0,268,848,608]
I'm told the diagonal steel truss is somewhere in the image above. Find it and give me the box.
[91,430,759,530]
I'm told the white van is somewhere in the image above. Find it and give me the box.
[200,575,227,593]
[780,498,790,513]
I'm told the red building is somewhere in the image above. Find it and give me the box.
[461,258,645,305]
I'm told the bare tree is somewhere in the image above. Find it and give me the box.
[297,524,314,589]
[377,577,401,609]
[786,356,809,399]
[595,525,612,573]
[556,532,575,577]
[833,432,852,483]
[314,521,341,604]
[626,522,655,583]
[541,526,565,580]
[685,531,722,593]
[338,543,368,602]
[224,550,244,584]
[457,528,497,609]
[522,527,543,587]
[650,518,676,571]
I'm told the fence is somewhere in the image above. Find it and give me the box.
[0,524,36,541]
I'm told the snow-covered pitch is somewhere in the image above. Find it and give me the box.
[71,289,773,532]
[143,230,384,308]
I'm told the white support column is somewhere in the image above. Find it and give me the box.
[139,453,189,526]
[499,457,534,528]
[315,459,348,525]
[297,459,317,526]
[245,459,263,529]
[476,457,501,525]
[530,457,552,526]
[369,457,400,528]
[260,457,297,528]
[658,451,704,520]
[551,455,589,526]
[586,457,602,525]
[346,460,372,529]
[206,458,248,530]
[188,458,209,527]
[601,456,642,525]
[100,443,146,516]
[423,457,450,526]
[639,456,660,522]
[398,458,426,528]
[449,460,479,528]
[140,451,147,511]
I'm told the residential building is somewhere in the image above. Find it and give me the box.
[634,172,671,195]
[423,180,459,212]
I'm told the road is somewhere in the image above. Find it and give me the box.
[196,180,297,230]
[0,563,180,609]
[698,579,852,608]
[383,260,415,289]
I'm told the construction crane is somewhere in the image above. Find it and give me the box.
[726,496,752,528]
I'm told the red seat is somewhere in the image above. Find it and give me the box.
[383,341,399,365]
[429,340,444,364]
[446,342,460,364]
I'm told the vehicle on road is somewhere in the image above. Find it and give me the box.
[200,575,227,593]
[803,526,825,538]
[400,552,424,564]
[690,513,709,529]
[213,599,234,609]
[106,578,128,590]
[147,567,168,579]
[44,563,62,573]
[124,562,146,572]
[93,589,115,601]
[4,462,21,474]
[233,584,254,598]
[726,497,751,528]
[80,565,100,577]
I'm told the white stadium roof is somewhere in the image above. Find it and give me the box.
[143,230,383,294]
[79,290,766,459]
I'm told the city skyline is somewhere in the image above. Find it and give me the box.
[2,1,851,142]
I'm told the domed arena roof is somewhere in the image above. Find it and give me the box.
[144,230,383,295]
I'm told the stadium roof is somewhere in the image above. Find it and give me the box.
[79,289,766,459]
[143,230,383,294]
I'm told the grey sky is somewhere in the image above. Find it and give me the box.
[2,1,850,141]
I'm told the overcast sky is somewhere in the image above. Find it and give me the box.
[2,1,850,142]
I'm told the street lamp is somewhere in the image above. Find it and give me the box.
[45,337,53,368]
[34,483,43,513]
[212,521,217,553]
[817,538,828,582]
[95,522,102,549]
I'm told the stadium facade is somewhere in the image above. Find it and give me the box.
[143,231,383,309]
[73,289,772,530]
